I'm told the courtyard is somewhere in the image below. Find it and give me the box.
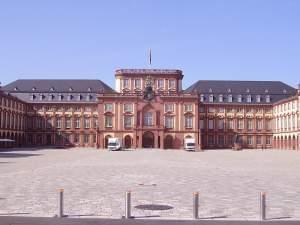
[0,148,300,220]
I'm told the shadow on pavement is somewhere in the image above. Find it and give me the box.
[0,152,41,158]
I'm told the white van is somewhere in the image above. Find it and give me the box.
[184,138,195,151]
[108,138,122,151]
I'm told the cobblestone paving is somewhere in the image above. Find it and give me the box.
[0,148,300,220]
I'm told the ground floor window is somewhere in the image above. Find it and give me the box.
[218,135,224,145]
[256,136,262,145]
[266,136,272,145]
[247,136,253,145]
[208,135,214,145]
[74,134,80,143]
[84,134,89,144]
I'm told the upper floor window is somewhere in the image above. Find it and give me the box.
[165,103,174,112]
[84,118,90,128]
[228,94,233,102]
[134,79,141,89]
[123,79,129,89]
[247,95,252,103]
[124,116,132,128]
[65,117,71,129]
[124,103,133,112]
[144,112,153,126]
[209,95,214,102]
[168,80,176,89]
[157,79,164,89]
[185,116,193,128]
[56,117,62,129]
[104,103,113,112]
[218,95,223,102]
[105,116,113,128]
[184,104,193,112]
[266,95,270,103]
[165,116,174,129]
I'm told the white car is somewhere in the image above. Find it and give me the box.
[108,138,122,151]
[184,138,195,151]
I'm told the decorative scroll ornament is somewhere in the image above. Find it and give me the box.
[143,76,154,101]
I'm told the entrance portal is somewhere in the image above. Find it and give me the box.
[142,131,154,148]
[164,135,173,149]
[124,135,132,149]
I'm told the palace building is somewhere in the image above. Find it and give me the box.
[0,68,299,150]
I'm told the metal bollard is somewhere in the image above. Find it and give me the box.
[58,189,64,218]
[193,192,199,219]
[260,192,266,220]
[125,191,131,219]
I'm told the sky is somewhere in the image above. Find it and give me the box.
[0,0,299,89]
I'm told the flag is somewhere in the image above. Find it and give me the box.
[149,48,152,65]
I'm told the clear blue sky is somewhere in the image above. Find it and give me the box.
[0,0,299,89]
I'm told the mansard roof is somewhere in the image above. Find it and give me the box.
[2,79,115,103]
[184,80,297,104]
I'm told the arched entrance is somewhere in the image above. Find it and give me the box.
[104,135,112,148]
[142,131,154,148]
[164,135,173,149]
[124,135,132,149]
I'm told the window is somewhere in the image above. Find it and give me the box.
[39,94,44,101]
[266,119,272,130]
[185,116,193,128]
[105,116,113,128]
[218,119,224,130]
[237,119,244,129]
[218,95,223,102]
[256,95,261,103]
[74,134,80,143]
[227,119,234,129]
[218,107,225,113]
[247,119,253,130]
[157,79,164,89]
[208,135,214,145]
[65,117,71,129]
[237,95,242,103]
[48,94,53,101]
[209,95,214,102]
[208,119,214,129]
[58,94,63,101]
[77,94,81,101]
[184,104,193,112]
[134,79,141,89]
[200,94,205,102]
[75,117,81,129]
[266,95,270,103]
[169,80,176,89]
[256,136,262,145]
[199,119,204,130]
[104,103,113,112]
[86,94,92,101]
[46,118,52,129]
[256,119,263,130]
[123,79,129,88]
[84,118,90,128]
[124,116,132,128]
[93,117,99,128]
[165,116,174,128]
[165,104,174,112]
[124,103,133,112]
[84,134,89,144]
[247,136,253,145]
[218,135,224,145]
[144,112,153,126]
[208,107,215,113]
[199,106,205,113]
[85,107,91,112]
[56,118,62,129]
[67,94,72,101]
[266,136,272,145]
[228,94,233,102]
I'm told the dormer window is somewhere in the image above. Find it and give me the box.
[87,87,92,92]
[209,94,214,102]
[209,88,213,93]
[30,94,35,101]
[48,94,53,101]
[256,95,261,103]
[283,89,287,94]
[77,94,81,101]
[218,94,223,102]
[247,95,251,103]
[228,94,233,102]
[266,95,270,103]
[14,87,18,91]
[265,89,269,93]
[227,88,231,93]
[39,94,44,101]
[237,94,242,103]
[50,87,55,91]
[246,88,250,93]
[200,94,205,102]
[32,87,36,91]
[58,94,63,101]
[86,94,92,101]
[69,87,73,92]
[67,94,72,101]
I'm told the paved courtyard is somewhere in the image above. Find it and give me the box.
[0,148,300,220]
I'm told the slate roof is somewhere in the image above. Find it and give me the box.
[3,79,116,103]
[184,80,297,104]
